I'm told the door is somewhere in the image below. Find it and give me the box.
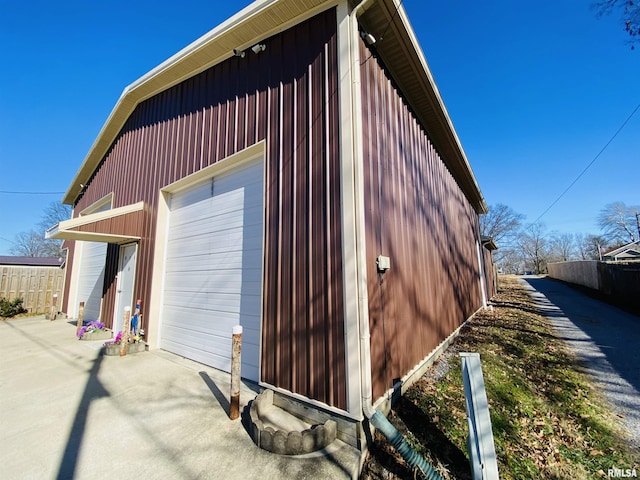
[74,201,111,321]
[113,244,137,334]
[76,241,108,322]
[160,159,264,381]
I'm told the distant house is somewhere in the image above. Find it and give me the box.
[0,256,65,314]
[602,241,640,262]
[48,0,493,447]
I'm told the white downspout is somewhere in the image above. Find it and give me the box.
[347,4,446,476]
[349,0,376,419]
[476,240,488,309]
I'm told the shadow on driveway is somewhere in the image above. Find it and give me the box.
[520,276,640,447]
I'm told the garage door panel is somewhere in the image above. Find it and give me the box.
[163,292,242,313]
[163,269,244,290]
[160,158,263,381]
[168,211,244,237]
[170,181,213,210]
[161,320,234,344]
[165,281,262,298]
[167,227,262,254]
[163,249,263,271]
[166,250,262,273]
[169,199,253,228]
[160,339,232,370]
[168,206,263,240]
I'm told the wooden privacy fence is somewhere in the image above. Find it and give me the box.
[548,260,640,314]
[0,265,65,314]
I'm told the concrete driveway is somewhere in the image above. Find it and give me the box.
[0,316,360,480]
[519,276,640,449]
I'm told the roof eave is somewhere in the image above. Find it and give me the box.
[356,0,487,214]
[63,0,332,205]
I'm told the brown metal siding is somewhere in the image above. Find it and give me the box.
[360,40,483,400]
[66,9,345,409]
[483,247,497,299]
[68,210,144,237]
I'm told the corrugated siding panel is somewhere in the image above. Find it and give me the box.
[66,8,345,409]
[483,248,496,299]
[360,40,483,400]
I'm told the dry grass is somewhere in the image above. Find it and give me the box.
[361,275,639,479]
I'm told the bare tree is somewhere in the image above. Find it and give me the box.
[480,203,525,272]
[10,230,50,257]
[575,233,610,260]
[597,201,640,244]
[595,0,640,47]
[38,202,72,232]
[575,233,592,260]
[479,203,525,245]
[517,223,550,274]
[498,248,523,274]
[549,232,576,262]
[10,202,71,258]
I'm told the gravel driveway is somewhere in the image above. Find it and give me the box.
[519,276,640,450]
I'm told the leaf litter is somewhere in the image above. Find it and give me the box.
[360,275,639,479]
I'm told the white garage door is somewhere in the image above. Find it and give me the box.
[76,202,111,322]
[76,241,108,322]
[160,159,264,382]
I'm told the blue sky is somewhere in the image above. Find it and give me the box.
[1,0,638,254]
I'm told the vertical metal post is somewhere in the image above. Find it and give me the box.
[460,352,499,480]
[230,325,243,420]
[120,306,131,357]
[50,294,58,321]
[76,301,85,334]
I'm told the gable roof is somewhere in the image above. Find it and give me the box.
[602,240,640,260]
[0,256,64,267]
[63,0,487,213]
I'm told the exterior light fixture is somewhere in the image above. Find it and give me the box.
[360,31,376,45]
[251,43,266,54]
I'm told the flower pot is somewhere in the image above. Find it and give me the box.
[80,329,113,341]
[104,341,147,356]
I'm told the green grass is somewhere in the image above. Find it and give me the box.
[361,276,639,479]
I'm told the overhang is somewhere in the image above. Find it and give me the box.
[481,236,498,251]
[47,202,144,244]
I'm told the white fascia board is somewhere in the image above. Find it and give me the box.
[63,0,279,205]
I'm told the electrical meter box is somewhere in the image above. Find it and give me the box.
[376,255,391,272]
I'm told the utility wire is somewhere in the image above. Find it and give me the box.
[0,190,65,195]
[378,0,405,43]
[360,0,405,65]
[533,101,640,224]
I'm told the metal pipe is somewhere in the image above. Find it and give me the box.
[120,306,131,356]
[350,0,377,421]
[230,325,243,420]
[76,301,84,335]
[370,410,444,480]
[50,294,58,321]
